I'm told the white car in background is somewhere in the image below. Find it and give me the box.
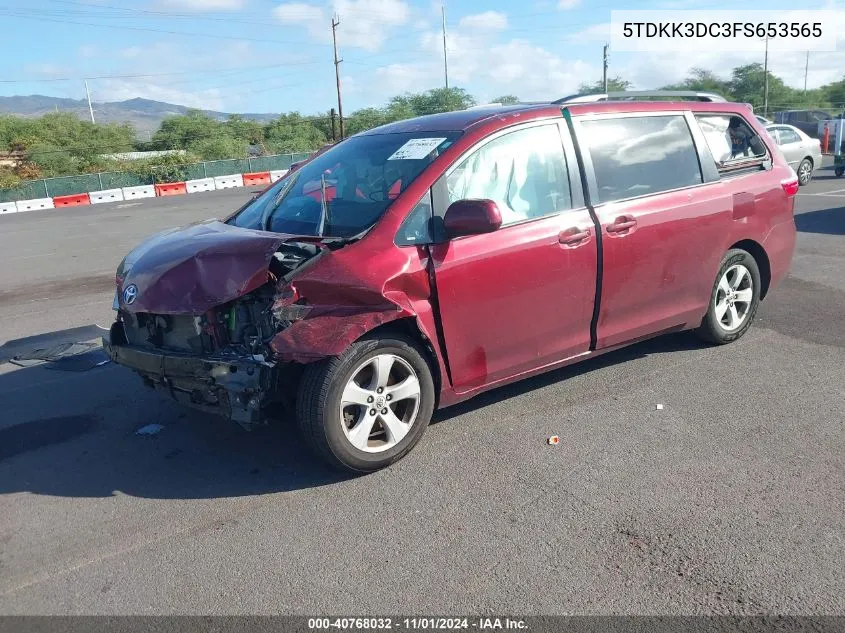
[765,123,823,186]
[756,115,773,125]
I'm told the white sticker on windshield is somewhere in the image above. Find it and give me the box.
[387,137,447,161]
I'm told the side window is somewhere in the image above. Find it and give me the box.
[779,128,802,144]
[792,111,809,123]
[579,115,703,204]
[444,124,572,227]
[395,190,434,246]
[695,114,768,168]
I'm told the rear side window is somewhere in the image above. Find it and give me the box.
[695,114,768,173]
[579,115,703,204]
[778,128,802,144]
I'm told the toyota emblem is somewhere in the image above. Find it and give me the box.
[123,284,138,305]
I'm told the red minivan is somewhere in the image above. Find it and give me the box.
[104,101,798,472]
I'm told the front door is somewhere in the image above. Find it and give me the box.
[428,122,598,393]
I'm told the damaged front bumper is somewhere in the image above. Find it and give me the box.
[102,321,276,427]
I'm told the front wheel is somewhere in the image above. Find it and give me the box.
[797,158,813,185]
[835,166,845,177]
[695,249,761,345]
[296,334,436,473]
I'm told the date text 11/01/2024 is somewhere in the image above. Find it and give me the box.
[307,618,528,630]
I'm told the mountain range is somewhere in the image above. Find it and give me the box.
[0,95,280,137]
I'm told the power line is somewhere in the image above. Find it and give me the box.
[0,62,321,84]
[0,9,320,46]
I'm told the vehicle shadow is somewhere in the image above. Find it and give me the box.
[0,326,706,500]
[793,206,845,235]
[433,331,707,423]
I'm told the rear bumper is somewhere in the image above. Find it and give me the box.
[103,321,275,426]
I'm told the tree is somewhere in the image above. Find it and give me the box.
[345,107,393,136]
[264,113,328,154]
[821,77,845,111]
[729,63,794,112]
[661,68,734,99]
[152,110,223,152]
[492,95,520,105]
[391,87,476,116]
[578,76,631,93]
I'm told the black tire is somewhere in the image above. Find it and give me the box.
[695,249,761,345]
[797,158,813,186]
[835,166,845,178]
[296,333,436,473]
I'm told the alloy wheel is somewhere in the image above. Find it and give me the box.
[339,354,422,453]
[714,264,754,332]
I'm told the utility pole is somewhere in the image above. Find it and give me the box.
[332,15,344,139]
[602,44,609,93]
[763,35,769,118]
[84,79,95,124]
[804,51,809,95]
[330,107,337,142]
[442,4,449,89]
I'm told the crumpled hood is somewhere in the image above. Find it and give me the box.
[117,219,298,314]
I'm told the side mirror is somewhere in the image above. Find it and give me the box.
[443,199,502,239]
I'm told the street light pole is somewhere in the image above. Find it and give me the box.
[332,15,344,139]
[763,36,769,118]
[602,44,609,93]
[442,4,449,89]
[84,80,95,124]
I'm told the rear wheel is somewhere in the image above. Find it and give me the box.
[797,158,813,185]
[696,249,761,345]
[296,334,435,473]
[835,166,845,177]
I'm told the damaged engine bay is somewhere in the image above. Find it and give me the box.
[108,240,329,427]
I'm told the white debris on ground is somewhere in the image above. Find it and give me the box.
[547,435,560,445]
[656,404,664,410]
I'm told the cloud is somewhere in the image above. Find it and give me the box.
[120,47,143,59]
[558,0,581,9]
[154,0,247,10]
[369,21,595,105]
[77,45,97,58]
[458,11,508,31]
[567,22,611,43]
[273,0,410,51]
[97,79,226,110]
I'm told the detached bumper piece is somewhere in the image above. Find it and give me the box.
[103,322,274,427]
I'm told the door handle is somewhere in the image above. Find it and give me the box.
[559,227,591,246]
[606,215,637,234]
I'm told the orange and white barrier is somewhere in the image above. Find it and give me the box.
[1,164,303,217]
[186,177,215,193]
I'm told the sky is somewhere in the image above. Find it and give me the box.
[1,0,844,115]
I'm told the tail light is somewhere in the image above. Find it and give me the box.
[781,176,800,197]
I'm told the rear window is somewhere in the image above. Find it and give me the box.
[579,115,703,204]
[695,114,768,175]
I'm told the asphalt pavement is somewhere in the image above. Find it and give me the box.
[0,172,842,615]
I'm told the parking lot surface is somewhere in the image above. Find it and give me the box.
[0,173,842,615]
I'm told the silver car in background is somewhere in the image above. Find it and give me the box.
[765,123,823,186]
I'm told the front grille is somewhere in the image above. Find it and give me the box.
[120,311,215,353]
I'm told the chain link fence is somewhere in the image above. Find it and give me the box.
[0,152,310,203]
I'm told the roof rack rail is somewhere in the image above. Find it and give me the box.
[553,91,729,104]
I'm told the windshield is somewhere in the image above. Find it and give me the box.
[229,132,460,238]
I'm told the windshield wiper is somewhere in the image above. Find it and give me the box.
[261,171,299,231]
[316,173,332,237]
